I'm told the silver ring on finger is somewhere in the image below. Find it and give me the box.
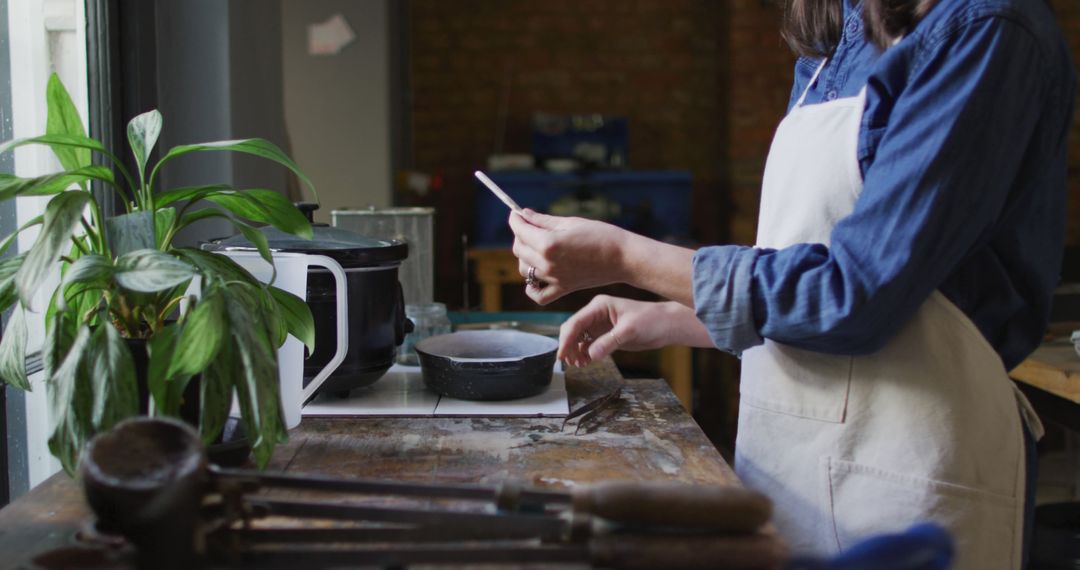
[525,266,546,289]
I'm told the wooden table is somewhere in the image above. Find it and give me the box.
[1010,336,1080,431]
[0,359,780,569]
[1010,338,1080,404]
[467,247,694,411]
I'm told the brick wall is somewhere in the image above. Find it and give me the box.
[724,1,790,244]
[408,0,732,307]
[1052,0,1080,247]
[409,2,1080,308]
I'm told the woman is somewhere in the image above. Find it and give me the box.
[509,0,1075,567]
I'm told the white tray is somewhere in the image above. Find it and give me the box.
[302,363,568,418]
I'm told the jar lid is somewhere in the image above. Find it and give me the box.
[207,225,408,267]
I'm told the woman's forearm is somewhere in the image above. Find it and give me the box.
[618,232,697,307]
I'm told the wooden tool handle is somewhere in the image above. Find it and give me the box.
[572,481,772,532]
[589,533,787,570]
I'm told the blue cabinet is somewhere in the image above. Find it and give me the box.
[473,171,692,247]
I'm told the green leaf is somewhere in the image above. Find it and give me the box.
[47,247,81,327]
[0,133,107,161]
[199,355,233,445]
[88,323,138,431]
[234,219,274,268]
[223,283,286,467]
[47,421,78,476]
[69,289,105,330]
[173,248,261,287]
[104,210,155,257]
[0,133,136,194]
[0,253,27,313]
[154,207,177,249]
[61,254,111,286]
[177,211,275,271]
[50,240,106,327]
[167,289,226,379]
[46,324,93,475]
[48,324,91,412]
[147,323,179,414]
[114,249,194,293]
[268,285,315,354]
[43,309,76,380]
[259,287,288,349]
[151,138,316,200]
[58,254,113,310]
[0,304,30,390]
[154,184,231,208]
[126,110,162,186]
[175,207,227,231]
[205,190,312,240]
[0,215,42,258]
[163,186,312,239]
[46,74,90,171]
[0,166,114,201]
[15,191,91,307]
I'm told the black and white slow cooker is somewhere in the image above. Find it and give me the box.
[207,209,412,396]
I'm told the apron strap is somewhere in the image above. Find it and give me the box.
[794,58,828,108]
[1012,384,1045,441]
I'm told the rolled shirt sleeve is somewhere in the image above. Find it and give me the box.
[692,245,763,353]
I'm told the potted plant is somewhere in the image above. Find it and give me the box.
[0,74,316,473]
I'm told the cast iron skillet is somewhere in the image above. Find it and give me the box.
[415,330,558,400]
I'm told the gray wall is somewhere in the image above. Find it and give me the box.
[229,0,293,199]
[156,0,294,245]
[282,0,392,223]
[153,0,392,234]
[155,0,235,245]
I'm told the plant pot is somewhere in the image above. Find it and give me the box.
[124,338,251,466]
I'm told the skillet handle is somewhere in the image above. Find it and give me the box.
[572,481,771,533]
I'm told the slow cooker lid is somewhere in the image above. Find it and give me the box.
[212,225,409,266]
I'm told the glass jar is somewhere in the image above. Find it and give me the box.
[398,302,452,365]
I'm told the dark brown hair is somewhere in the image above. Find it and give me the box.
[781,0,940,57]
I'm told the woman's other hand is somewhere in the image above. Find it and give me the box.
[510,209,630,305]
[558,295,715,368]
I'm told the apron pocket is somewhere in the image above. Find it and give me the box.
[740,341,852,423]
[823,457,1019,570]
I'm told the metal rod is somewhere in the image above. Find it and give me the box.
[224,544,590,568]
[213,466,571,506]
[247,498,566,540]
[229,525,562,544]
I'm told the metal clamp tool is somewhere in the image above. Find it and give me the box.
[79,417,785,570]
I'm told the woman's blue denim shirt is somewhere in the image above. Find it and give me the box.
[692,0,1076,369]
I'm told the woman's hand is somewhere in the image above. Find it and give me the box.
[509,209,698,307]
[558,295,715,368]
[509,209,630,305]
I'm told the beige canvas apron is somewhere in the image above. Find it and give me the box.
[736,61,1041,569]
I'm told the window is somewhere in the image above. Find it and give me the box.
[3,0,90,499]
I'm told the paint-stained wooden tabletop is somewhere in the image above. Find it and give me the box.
[0,358,773,569]
[265,358,738,487]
